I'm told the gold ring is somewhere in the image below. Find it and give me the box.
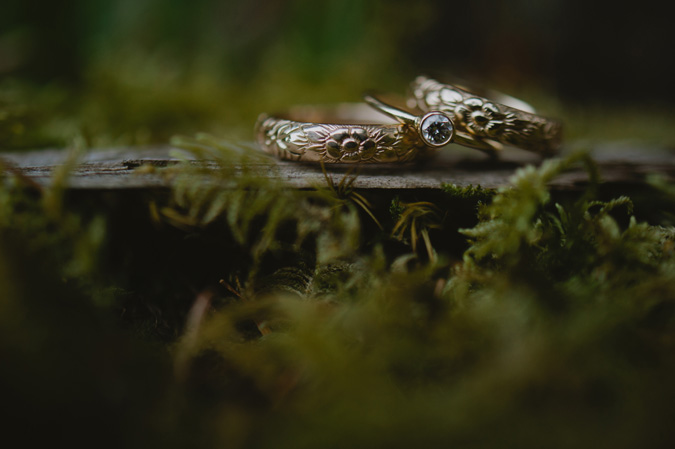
[255,104,449,163]
[405,76,563,156]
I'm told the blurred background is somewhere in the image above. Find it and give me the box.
[1,0,674,149]
[3,3,675,447]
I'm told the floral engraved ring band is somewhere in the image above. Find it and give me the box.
[255,104,449,163]
[407,76,563,156]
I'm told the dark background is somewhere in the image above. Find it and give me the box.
[1,0,674,147]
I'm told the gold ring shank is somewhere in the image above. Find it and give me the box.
[255,104,437,163]
[410,76,562,156]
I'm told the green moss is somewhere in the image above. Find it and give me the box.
[441,182,496,201]
[171,150,675,448]
[3,3,675,445]
[4,123,675,448]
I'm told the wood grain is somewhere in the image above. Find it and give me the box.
[2,142,674,190]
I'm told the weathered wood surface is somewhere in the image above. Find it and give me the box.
[2,142,675,190]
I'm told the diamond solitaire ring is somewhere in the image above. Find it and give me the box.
[255,103,448,163]
[408,76,562,156]
[362,93,455,148]
[255,77,561,163]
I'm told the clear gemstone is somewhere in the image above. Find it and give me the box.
[420,113,453,146]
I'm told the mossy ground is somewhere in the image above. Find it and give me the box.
[2,138,675,448]
[2,5,675,443]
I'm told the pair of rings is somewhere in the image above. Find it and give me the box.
[255,76,562,163]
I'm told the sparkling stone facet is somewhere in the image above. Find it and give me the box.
[420,113,453,146]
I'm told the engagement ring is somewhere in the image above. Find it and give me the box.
[408,76,562,156]
[255,104,444,163]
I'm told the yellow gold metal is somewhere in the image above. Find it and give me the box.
[409,76,563,156]
[362,94,455,148]
[255,104,440,163]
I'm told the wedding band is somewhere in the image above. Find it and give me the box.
[255,104,446,163]
[408,76,562,156]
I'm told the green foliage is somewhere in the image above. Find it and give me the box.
[3,2,675,445]
[162,152,675,448]
[391,200,443,261]
[460,154,593,268]
[457,153,667,288]
[160,134,375,277]
[0,79,75,149]
[2,148,675,448]
[441,182,495,202]
[0,151,105,283]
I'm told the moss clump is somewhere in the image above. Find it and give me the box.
[441,182,496,201]
[2,145,675,448]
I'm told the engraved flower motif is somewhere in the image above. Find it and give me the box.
[304,125,397,162]
[454,98,505,137]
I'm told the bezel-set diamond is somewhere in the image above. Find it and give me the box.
[418,112,454,147]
